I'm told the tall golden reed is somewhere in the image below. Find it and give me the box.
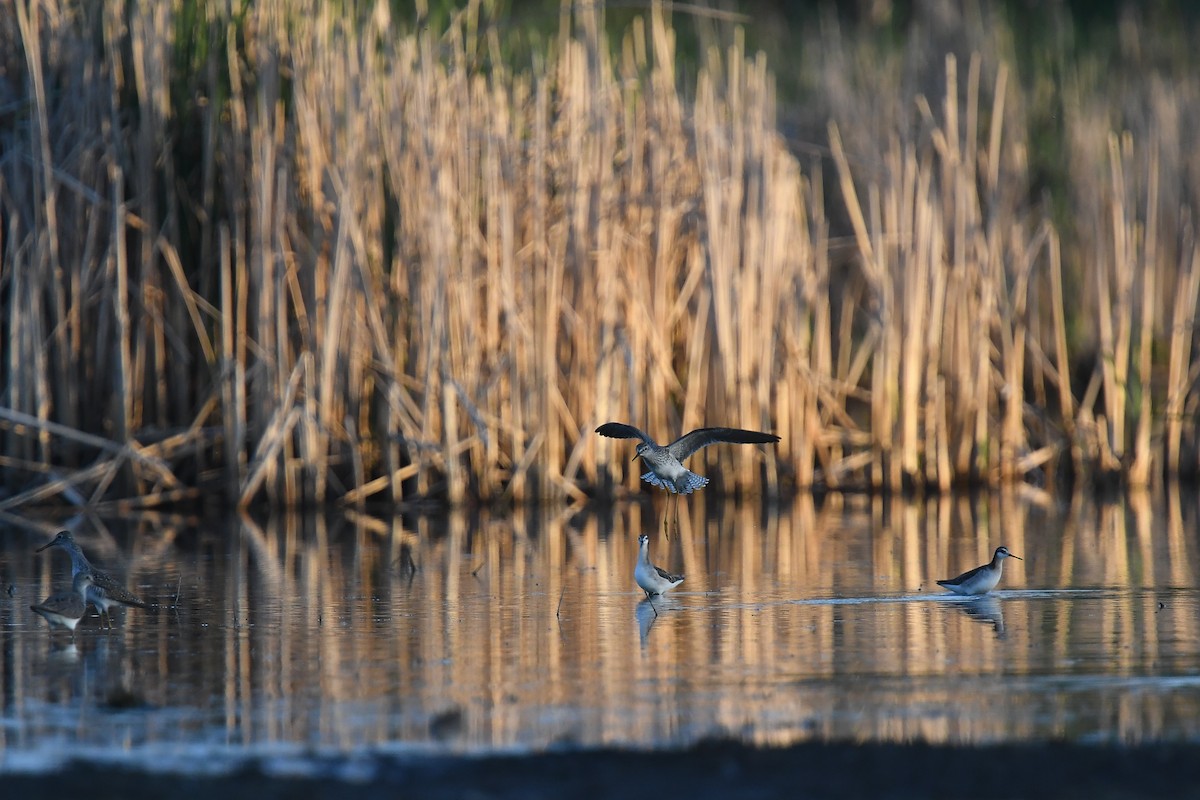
[1,0,1198,508]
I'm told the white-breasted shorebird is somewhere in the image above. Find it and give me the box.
[634,534,684,599]
[937,546,1022,596]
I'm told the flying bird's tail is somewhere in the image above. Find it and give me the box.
[641,470,709,494]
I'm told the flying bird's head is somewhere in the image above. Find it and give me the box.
[633,442,649,462]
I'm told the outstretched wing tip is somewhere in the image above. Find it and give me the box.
[595,421,647,441]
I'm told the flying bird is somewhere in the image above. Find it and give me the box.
[595,422,779,495]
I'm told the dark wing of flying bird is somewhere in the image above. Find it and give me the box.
[595,422,655,445]
[666,427,780,460]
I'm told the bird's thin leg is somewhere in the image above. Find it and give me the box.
[673,494,680,536]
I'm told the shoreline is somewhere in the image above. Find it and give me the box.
[6,739,1200,799]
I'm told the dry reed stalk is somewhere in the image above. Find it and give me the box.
[0,457,119,512]
[1166,234,1200,476]
[1046,229,1079,468]
[1095,133,1131,474]
[827,122,887,489]
[218,225,243,501]
[239,405,302,508]
[870,182,901,492]
[10,1,1200,506]
[923,209,949,490]
[791,174,828,490]
[1129,140,1160,487]
[998,225,1047,482]
[898,146,930,487]
[8,3,804,502]
[0,405,178,483]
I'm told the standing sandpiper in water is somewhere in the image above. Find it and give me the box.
[30,576,90,641]
[37,530,148,627]
[74,571,148,629]
[634,534,684,599]
[937,546,1022,596]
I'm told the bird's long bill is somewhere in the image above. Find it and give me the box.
[35,540,55,552]
[1010,554,1023,560]
[631,452,640,462]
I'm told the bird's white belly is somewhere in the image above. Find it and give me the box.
[952,570,1001,596]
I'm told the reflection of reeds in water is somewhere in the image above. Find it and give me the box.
[4,4,1200,508]
[7,494,1200,749]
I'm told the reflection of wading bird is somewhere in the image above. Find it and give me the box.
[958,595,1006,637]
[37,530,148,627]
[937,546,1022,596]
[596,422,780,532]
[634,534,684,599]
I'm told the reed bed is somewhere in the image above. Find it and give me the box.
[1,0,1199,508]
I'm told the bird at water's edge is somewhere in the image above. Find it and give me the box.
[595,422,779,495]
[937,546,1022,596]
[74,570,149,629]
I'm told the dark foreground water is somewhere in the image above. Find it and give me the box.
[2,489,1200,795]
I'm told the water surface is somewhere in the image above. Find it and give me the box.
[3,489,1200,773]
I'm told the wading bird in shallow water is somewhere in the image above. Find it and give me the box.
[37,530,148,627]
[74,571,148,629]
[596,421,780,534]
[937,546,1022,596]
[634,534,684,599]
[30,577,89,641]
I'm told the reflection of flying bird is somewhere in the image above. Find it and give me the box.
[596,422,779,495]
[634,534,684,598]
[937,547,1022,596]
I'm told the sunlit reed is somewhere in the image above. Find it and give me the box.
[2,1,1199,507]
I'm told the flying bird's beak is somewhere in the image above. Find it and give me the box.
[631,453,640,462]
[35,540,55,553]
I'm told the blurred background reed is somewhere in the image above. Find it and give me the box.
[2,0,1200,509]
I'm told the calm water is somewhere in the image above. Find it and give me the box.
[2,489,1200,773]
